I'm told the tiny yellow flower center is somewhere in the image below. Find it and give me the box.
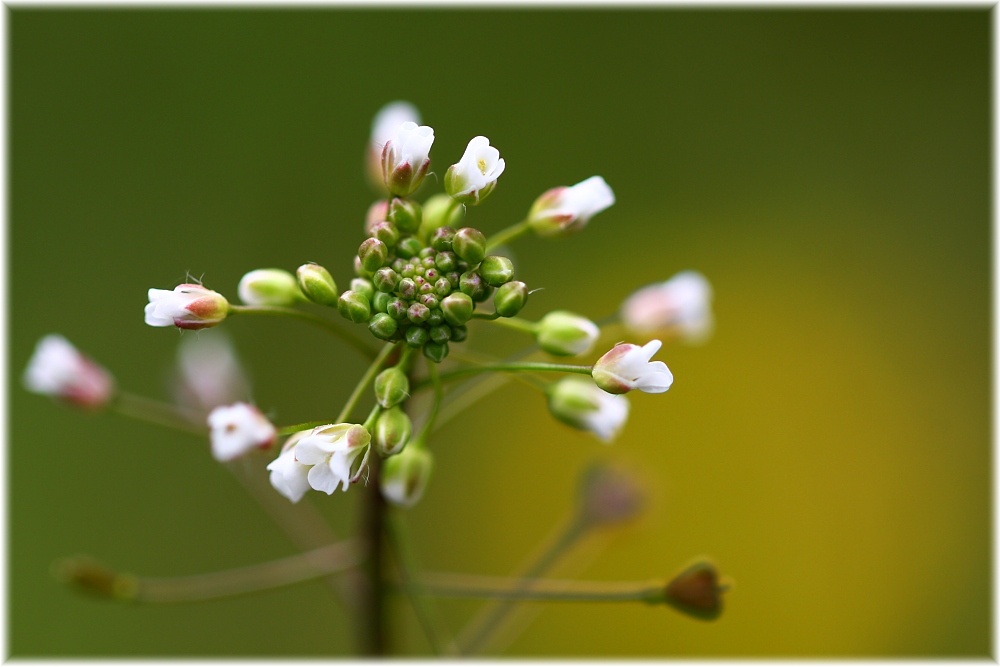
[477,158,487,175]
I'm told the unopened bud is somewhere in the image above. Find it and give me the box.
[453,227,487,266]
[238,269,303,306]
[145,284,229,331]
[365,200,389,234]
[381,122,434,196]
[435,251,458,273]
[494,281,529,318]
[396,236,423,259]
[405,326,429,348]
[423,340,449,363]
[359,238,388,273]
[663,561,727,621]
[373,406,412,457]
[441,292,474,326]
[430,226,455,252]
[296,263,338,306]
[372,291,392,313]
[369,313,399,340]
[373,267,400,293]
[459,271,487,300]
[479,255,514,287]
[536,311,599,357]
[375,367,410,408]
[380,444,433,508]
[449,325,468,342]
[369,221,400,248]
[428,324,452,344]
[387,198,422,234]
[338,290,371,323]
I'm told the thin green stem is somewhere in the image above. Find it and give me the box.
[111,392,207,437]
[336,342,398,423]
[413,362,592,392]
[471,311,501,321]
[415,362,443,443]
[416,572,664,603]
[485,219,531,251]
[485,316,537,334]
[228,304,378,359]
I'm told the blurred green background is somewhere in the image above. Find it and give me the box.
[9,8,990,657]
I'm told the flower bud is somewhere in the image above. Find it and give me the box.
[423,340,449,363]
[375,368,410,408]
[428,324,452,344]
[430,226,455,252]
[381,121,434,196]
[407,303,430,325]
[369,221,400,248]
[238,269,303,306]
[387,297,408,321]
[372,291,392,313]
[435,251,458,273]
[373,406,412,457]
[494,281,528,318]
[338,290,371,323]
[548,377,629,443]
[354,255,373,279]
[426,308,444,327]
[145,284,229,330]
[479,255,514,287]
[296,263,338,306]
[380,444,433,507]
[444,136,505,205]
[367,101,421,192]
[527,176,615,237]
[405,326,429,348]
[350,278,375,302]
[663,561,727,621]
[396,236,423,259]
[373,267,400,293]
[536,311,599,357]
[358,238,388,273]
[459,271,486,300]
[365,200,389,234]
[23,335,115,410]
[452,227,487,266]
[368,313,399,340]
[592,340,673,394]
[387,197,422,234]
[441,292,474,326]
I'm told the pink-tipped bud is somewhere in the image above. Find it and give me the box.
[381,121,434,197]
[145,284,229,331]
[23,335,115,410]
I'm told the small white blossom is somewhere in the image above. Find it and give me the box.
[145,284,229,330]
[381,121,435,196]
[547,376,630,443]
[173,331,250,415]
[207,403,277,462]
[267,432,312,503]
[592,340,673,395]
[293,423,372,495]
[23,335,115,409]
[528,176,615,237]
[444,136,505,204]
[621,271,714,343]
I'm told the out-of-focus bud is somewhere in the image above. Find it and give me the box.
[173,330,249,415]
[373,406,412,457]
[576,462,645,526]
[444,136,505,205]
[207,402,277,462]
[380,444,433,507]
[365,200,390,234]
[387,197,422,235]
[479,255,514,286]
[536,311,600,357]
[375,367,410,408]
[367,101,421,192]
[548,377,630,443]
[296,263,338,306]
[53,556,138,601]
[382,121,434,197]
[449,325,468,342]
[621,271,714,344]
[441,292,474,326]
[237,269,303,307]
[663,561,728,621]
[145,284,229,330]
[368,313,399,340]
[453,227,487,265]
[428,324,451,344]
[423,340,449,363]
[494,281,528,318]
[592,340,673,394]
[23,335,115,410]
[338,290,372,323]
[350,278,375,302]
[396,236,423,259]
[527,176,615,238]
[420,193,465,238]
[358,238,388,273]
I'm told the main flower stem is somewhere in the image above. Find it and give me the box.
[360,455,387,656]
[485,218,531,251]
[227,305,378,360]
[336,342,397,423]
[413,362,592,392]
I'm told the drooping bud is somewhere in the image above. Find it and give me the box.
[548,377,630,443]
[479,255,514,287]
[145,284,229,331]
[428,324,452,344]
[452,227,487,266]
[444,136,505,205]
[380,444,434,507]
[23,335,116,410]
[441,292,474,326]
[374,367,410,408]
[368,313,399,340]
[381,121,434,196]
[663,561,728,621]
[387,197,422,234]
[527,176,615,238]
[423,340,449,363]
[592,340,673,394]
[237,269,303,307]
[373,406,412,457]
[296,263,338,306]
[358,238,388,273]
[494,281,528,318]
[536,311,600,357]
[338,290,372,323]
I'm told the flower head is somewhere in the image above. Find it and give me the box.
[173,331,250,415]
[23,334,115,409]
[381,121,435,197]
[621,271,714,343]
[380,444,433,508]
[528,176,615,237]
[444,136,505,205]
[267,431,313,503]
[293,423,372,495]
[145,284,229,330]
[547,376,630,442]
[592,340,673,395]
[207,402,277,462]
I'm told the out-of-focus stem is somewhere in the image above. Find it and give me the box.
[417,572,663,603]
[276,420,331,436]
[413,362,591,392]
[112,392,207,437]
[337,342,397,423]
[359,455,387,656]
[227,304,378,359]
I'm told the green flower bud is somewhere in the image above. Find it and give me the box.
[373,267,400,293]
[441,292,474,326]
[435,251,458,273]
[479,255,514,287]
[418,247,435,260]
[380,444,433,508]
[372,291,392,313]
[396,236,423,259]
[369,221,400,247]
[449,324,468,342]
[407,303,430,325]
[359,238,388,273]
[430,226,455,252]
[459,271,486,300]
[338,290,371,323]
[426,308,444,327]
[405,326,429,348]
[452,227,487,266]
[368,312,398,340]
[419,294,439,310]
[354,255,373,279]
[423,340,449,363]
[434,278,452,297]
[494,280,529,317]
[373,406,412,457]
[420,193,464,238]
[428,324,452,344]
[398,278,417,300]
[387,198,422,234]
[473,284,494,303]
[387,297,409,321]
[536,310,600,357]
[350,278,375,302]
[296,263,338,306]
[375,368,410,409]
[238,268,303,306]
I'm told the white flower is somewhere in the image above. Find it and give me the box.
[536,311,600,357]
[592,340,673,395]
[173,331,250,414]
[293,423,372,495]
[267,432,313,503]
[145,284,229,330]
[547,376,630,443]
[381,121,435,196]
[528,176,615,237]
[208,403,276,461]
[380,444,433,508]
[621,271,714,343]
[444,136,505,205]
[23,334,115,409]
